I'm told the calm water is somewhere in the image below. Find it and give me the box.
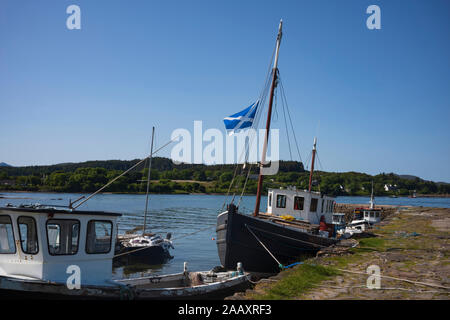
[1,192,449,278]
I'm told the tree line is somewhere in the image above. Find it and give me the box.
[0,158,449,196]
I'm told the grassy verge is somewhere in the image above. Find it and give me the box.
[239,207,450,300]
[249,264,339,300]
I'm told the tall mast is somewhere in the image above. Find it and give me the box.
[308,137,317,192]
[254,20,283,217]
[369,180,374,209]
[142,126,155,236]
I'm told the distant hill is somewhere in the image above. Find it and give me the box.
[0,157,304,177]
[0,162,11,167]
[0,158,449,196]
[396,174,422,181]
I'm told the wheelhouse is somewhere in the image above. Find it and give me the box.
[266,187,335,224]
[0,205,121,286]
[353,207,381,225]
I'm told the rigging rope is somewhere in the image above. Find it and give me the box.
[73,136,180,209]
[279,76,303,164]
[220,66,274,211]
[281,91,293,161]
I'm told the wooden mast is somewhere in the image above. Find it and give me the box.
[254,20,283,217]
[308,137,317,192]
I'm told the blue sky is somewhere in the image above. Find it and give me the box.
[1,0,449,182]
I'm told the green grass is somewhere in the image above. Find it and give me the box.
[254,264,339,300]
[357,238,386,251]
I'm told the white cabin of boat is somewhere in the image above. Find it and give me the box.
[0,205,121,286]
[266,187,335,224]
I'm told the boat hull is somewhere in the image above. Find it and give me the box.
[216,206,338,274]
[0,271,249,300]
[113,244,173,266]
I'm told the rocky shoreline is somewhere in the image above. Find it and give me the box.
[227,206,450,300]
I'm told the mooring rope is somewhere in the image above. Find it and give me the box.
[245,224,283,268]
[334,268,450,290]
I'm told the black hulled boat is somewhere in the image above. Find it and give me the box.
[216,20,339,275]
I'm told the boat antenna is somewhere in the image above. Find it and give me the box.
[254,19,283,217]
[142,127,155,236]
[308,137,317,192]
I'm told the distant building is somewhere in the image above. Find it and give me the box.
[0,180,15,186]
[384,184,398,191]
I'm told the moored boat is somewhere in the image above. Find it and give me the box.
[113,127,174,266]
[0,204,249,299]
[216,20,339,275]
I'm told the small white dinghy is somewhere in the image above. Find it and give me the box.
[0,204,249,300]
[114,234,174,265]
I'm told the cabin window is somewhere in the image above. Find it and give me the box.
[268,193,272,207]
[276,195,286,208]
[365,212,369,218]
[321,199,325,213]
[376,212,380,218]
[370,212,375,218]
[293,196,304,210]
[86,220,113,254]
[0,215,15,254]
[310,198,318,212]
[18,216,39,254]
[46,219,80,255]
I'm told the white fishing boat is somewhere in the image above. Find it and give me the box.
[0,204,249,299]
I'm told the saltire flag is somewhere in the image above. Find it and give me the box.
[223,100,259,135]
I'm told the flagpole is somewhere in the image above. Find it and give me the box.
[253,19,283,217]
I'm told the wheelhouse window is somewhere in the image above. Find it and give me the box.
[0,215,15,254]
[86,220,112,254]
[310,198,318,212]
[376,212,380,218]
[321,199,325,213]
[276,195,286,208]
[47,219,80,255]
[294,196,304,210]
[370,212,375,218]
[18,216,39,254]
[268,193,272,207]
